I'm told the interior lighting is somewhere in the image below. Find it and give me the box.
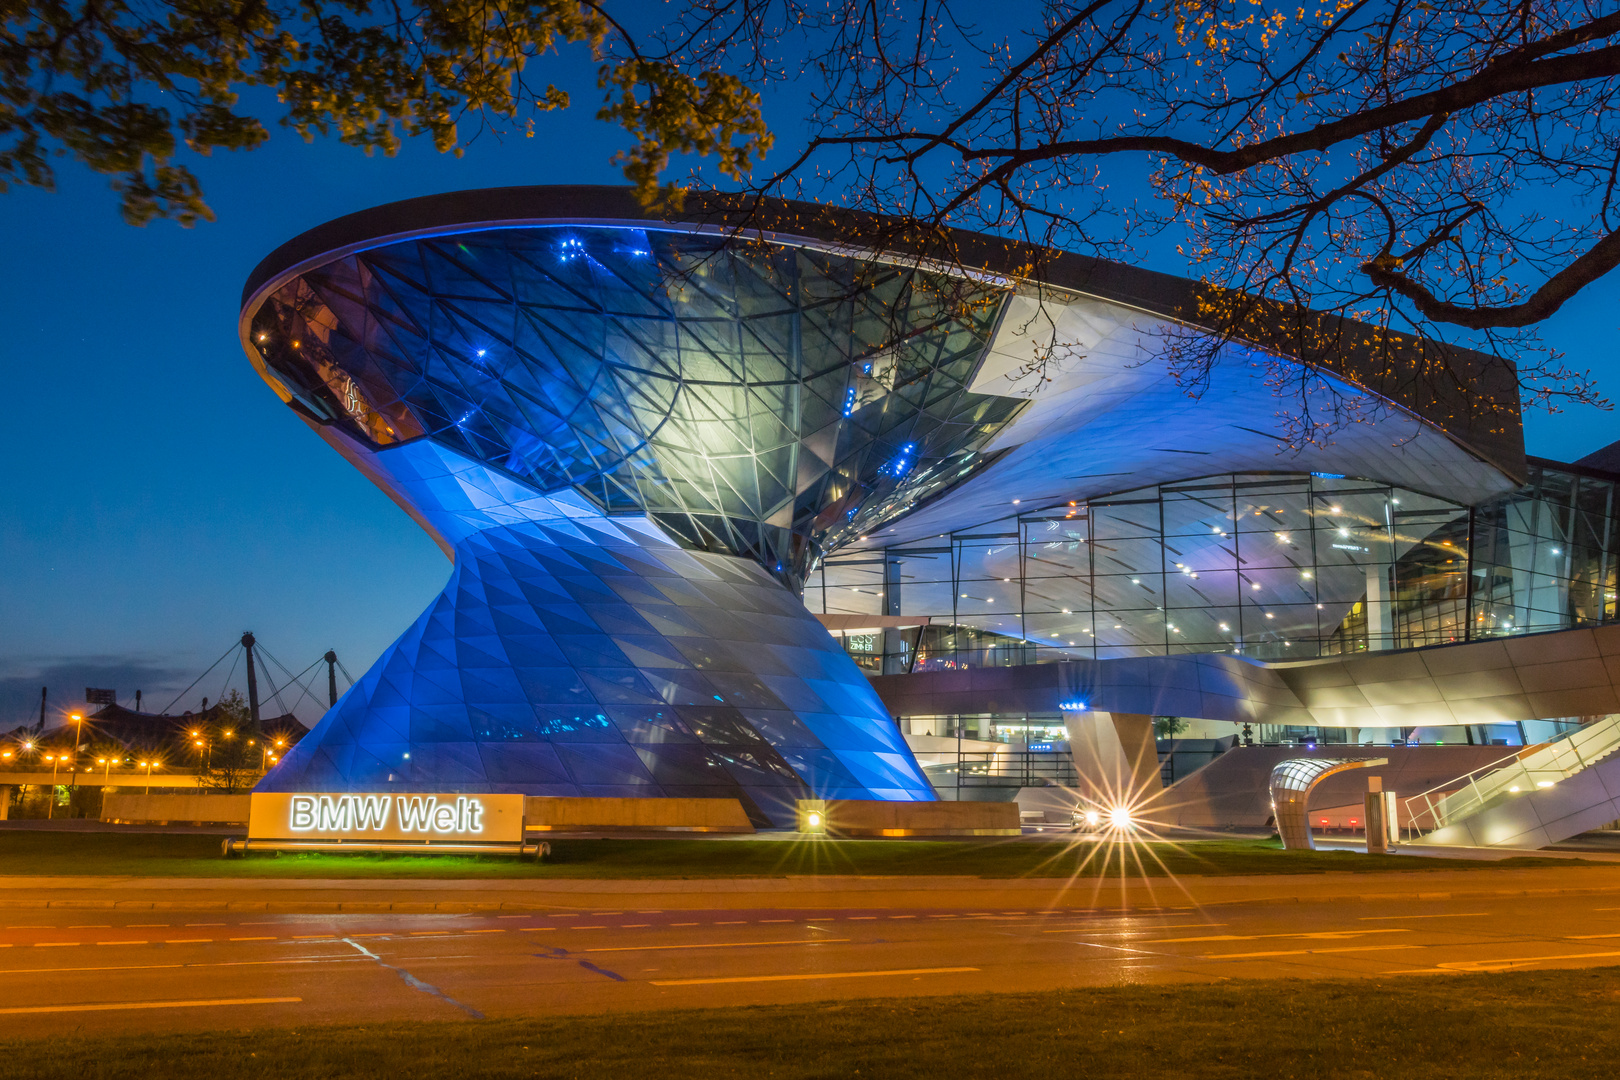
[1302,571,1313,579]
[1012,499,1021,504]
[1219,623,1230,631]
[1275,532,1290,542]
[1509,785,1521,792]
[1331,506,1342,513]
[1083,809,1101,827]
[1339,527,1350,537]
[1537,780,1556,788]
[1265,612,1274,619]
[807,811,824,829]
[1251,582,1261,590]
[1131,578,1141,584]
[1552,547,1562,555]
[1108,806,1133,830]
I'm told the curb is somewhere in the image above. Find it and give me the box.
[3,877,1619,914]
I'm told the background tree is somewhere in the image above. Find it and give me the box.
[2,0,770,224]
[651,0,1620,431]
[196,688,259,793]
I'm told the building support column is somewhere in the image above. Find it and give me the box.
[1062,710,1163,811]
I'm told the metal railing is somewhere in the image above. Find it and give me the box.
[1402,715,1620,839]
[925,751,1080,791]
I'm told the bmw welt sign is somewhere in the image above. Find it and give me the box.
[248,792,524,843]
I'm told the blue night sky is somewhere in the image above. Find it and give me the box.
[2,49,1616,729]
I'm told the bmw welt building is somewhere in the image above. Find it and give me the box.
[239,186,1620,839]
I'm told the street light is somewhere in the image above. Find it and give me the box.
[137,760,159,795]
[43,752,68,819]
[97,756,113,782]
[69,713,83,791]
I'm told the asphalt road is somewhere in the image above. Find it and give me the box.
[2,891,1619,1036]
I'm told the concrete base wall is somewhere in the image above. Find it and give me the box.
[103,792,251,824]
[522,796,755,833]
[814,799,1020,836]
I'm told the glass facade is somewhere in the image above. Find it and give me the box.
[251,226,1024,590]
[259,438,936,824]
[808,462,1620,671]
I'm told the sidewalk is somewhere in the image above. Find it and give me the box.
[3,863,1618,914]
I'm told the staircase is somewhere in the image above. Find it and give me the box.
[1404,715,1620,848]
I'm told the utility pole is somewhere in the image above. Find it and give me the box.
[324,651,339,708]
[241,631,262,727]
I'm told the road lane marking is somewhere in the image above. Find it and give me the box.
[34,943,78,948]
[0,958,365,975]
[293,935,337,940]
[587,939,849,954]
[185,923,226,927]
[652,966,978,986]
[342,939,483,1019]
[670,923,699,927]
[67,925,109,929]
[98,941,147,946]
[408,932,449,937]
[466,929,506,934]
[1359,913,1488,920]
[888,916,915,920]
[759,919,793,924]
[1049,923,1224,933]
[127,924,169,928]
[1151,929,1411,943]
[0,996,301,1015]
[1438,950,1620,972]
[847,917,877,921]
[570,926,607,931]
[230,937,276,942]
[1207,944,1425,959]
[165,939,213,944]
[636,910,663,914]
[621,924,651,929]
[1571,932,1620,939]
[593,912,624,916]
[714,921,747,926]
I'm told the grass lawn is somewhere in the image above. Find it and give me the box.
[0,829,1588,879]
[8,967,1619,1078]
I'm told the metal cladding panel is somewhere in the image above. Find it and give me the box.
[256,441,933,825]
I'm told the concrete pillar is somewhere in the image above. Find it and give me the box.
[1365,775,1390,854]
[0,785,11,820]
[1062,711,1162,811]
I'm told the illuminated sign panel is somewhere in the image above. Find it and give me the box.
[248,792,524,844]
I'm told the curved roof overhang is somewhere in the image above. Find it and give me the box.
[240,185,1526,546]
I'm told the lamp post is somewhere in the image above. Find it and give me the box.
[69,713,83,791]
[44,753,65,819]
[138,760,158,795]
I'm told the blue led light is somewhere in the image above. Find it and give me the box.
[1311,472,1346,479]
[843,387,857,416]
[1058,700,1088,711]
